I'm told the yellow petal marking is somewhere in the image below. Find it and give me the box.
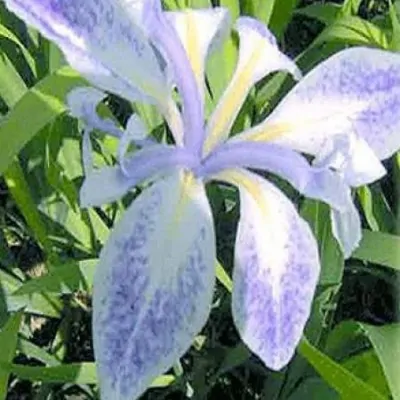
[212,169,268,219]
[203,41,263,155]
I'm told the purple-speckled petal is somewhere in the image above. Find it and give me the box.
[203,17,300,153]
[200,141,348,211]
[221,169,320,370]
[239,47,400,161]
[93,171,215,400]
[5,0,168,102]
[80,145,198,207]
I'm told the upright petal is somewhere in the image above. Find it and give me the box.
[145,5,204,155]
[330,189,362,258]
[166,7,230,104]
[80,145,198,207]
[118,114,155,166]
[93,172,215,399]
[6,0,168,102]
[239,47,400,161]
[203,17,301,154]
[219,169,320,370]
[67,87,122,137]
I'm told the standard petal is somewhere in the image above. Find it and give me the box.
[6,0,168,102]
[117,114,155,166]
[239,47,400,161]
[166,7,230,103]
[330,189,362,258]
[67,87,122,137]
[93,172,215,399]
[80,145,198,207]
[203,16,301,154]
[145,4,204,154]
[221,169,320,370]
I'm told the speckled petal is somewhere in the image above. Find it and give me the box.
[203,17,300,153]
[93,172,215,400]
[166,7,230,104]
[240,47,400,161]
[5,0,168,102]
[221,169,320,370]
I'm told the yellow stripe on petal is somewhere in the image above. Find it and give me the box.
[203,17,300,155]
[212,168,269,219]
[203,48,262,154]
[166,8,230,104]
[185,11,202,86]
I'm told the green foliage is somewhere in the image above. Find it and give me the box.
[0,0,398,398]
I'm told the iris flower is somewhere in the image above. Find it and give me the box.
[6,0,400,399]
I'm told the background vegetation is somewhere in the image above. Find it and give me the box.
[0,0,399,398]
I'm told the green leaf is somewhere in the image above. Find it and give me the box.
[300,200,344,285]
[0,51,27,107]
[298,337,386,400]
[220,0,240,20]
[0,362,175,388]
[352,230,400,270]
[312,16,389,48]
[0,22,37,76]
[288,378,338,400]
[4,160,52,253]
[361,324,400,400]
[14,259,97,296]
[389,0,400,51]
[18,337,61,367]
[357,185,394,233]
[216,260,233,293]
[342,350,391,397]
[0,269,61,318]
[268,0,300,39]
[0,66,85,175]
[242,0,276,25]
[296,3,341,26]
[0,311,23,400]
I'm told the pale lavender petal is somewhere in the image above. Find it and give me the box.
[203,17,300,153]
[93,172,215,399]
[330,189,362,258]
[82,128,93,176]
[313,133,386,187]
[220,169,320,369]
[80,145,198,207]
[200,141,348,210]
[239,47,400,161]
[118,114,156,168]
[166,7,230,104]
[80,165,134,208]
[5,0,168,102]
[67,87,122,137]
[145,5,204,155]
